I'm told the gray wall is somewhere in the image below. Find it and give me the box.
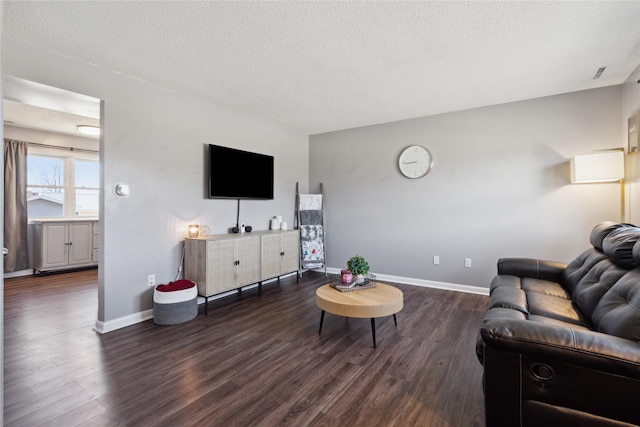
[4,39,309,327]
[310,86,625,288]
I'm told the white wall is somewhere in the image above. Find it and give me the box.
[310,86,625,288]
[4,39,309,330]
[623,64,640,224]
[1,3,5,423]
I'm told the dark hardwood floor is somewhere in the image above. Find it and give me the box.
[4,269,488,426]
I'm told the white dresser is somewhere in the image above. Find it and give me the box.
[33,220,99,273]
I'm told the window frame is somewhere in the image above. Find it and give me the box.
[27,146,99,220]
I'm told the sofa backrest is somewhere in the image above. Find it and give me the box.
[570,258,629,320]
[591,221,630,250]
[590,240,640,342]
[602,226,640,269]
[563,223,640,325]
[561,249,607,294]
[561,221,627,293]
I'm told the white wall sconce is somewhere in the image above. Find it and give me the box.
[115,184,130,197]
[570,150,625,221]
[571,151,624,183]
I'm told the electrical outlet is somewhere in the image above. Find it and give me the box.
[433,255,440,265]
[148,274,156,287]
[464,258,472,268]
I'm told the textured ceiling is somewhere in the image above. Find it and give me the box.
[4,1,640,135]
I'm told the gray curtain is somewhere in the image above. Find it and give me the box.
[4,139,30,272]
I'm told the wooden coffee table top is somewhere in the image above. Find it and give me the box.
[316,282,403,319]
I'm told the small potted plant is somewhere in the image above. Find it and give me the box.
[347,255,369,284]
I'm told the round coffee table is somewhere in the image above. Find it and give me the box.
[315,282,403,348]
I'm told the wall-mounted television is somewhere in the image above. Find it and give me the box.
[208,144,274,200]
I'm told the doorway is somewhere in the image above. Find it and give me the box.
[3,76,102,278]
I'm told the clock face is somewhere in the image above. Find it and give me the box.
[398,145,433,179]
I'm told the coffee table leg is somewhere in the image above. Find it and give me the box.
[393,313,397,326]
[371,318,376,348]
[319,310,325,334]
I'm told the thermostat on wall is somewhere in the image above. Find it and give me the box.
[115,184,130,196]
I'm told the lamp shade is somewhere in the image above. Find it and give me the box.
[570,151,624,183]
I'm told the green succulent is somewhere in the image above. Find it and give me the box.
[347,255,369,276]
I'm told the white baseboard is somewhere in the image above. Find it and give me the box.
[324,267,490,296]
[94,269,488,334]
[94,309,154,334]
[4,269,34,279]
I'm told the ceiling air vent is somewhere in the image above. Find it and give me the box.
[593,67,607,80]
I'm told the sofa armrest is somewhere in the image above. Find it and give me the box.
[480,317,640,425]
[480,318,640,378]
[497,258,567,282]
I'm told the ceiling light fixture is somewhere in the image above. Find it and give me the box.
[77,125,100,136]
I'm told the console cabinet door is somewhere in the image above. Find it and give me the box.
[39,223,68,269]
[235,236,260,287]
[261,231,299,280]
[260,234,281,280]
[68,222,93,266]
[206,239,236,296]
[280,231,299,275]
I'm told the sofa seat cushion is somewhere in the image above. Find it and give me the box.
[522,278,571,298]
[527,292,591,327]
[488,286,528,314]
[527,314,593,331]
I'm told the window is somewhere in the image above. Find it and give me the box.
[27,147,99,219]
[74,159,100,217]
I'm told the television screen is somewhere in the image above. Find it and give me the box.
[208,144,274,200]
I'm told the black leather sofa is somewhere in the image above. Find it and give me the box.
[476,221,640,427]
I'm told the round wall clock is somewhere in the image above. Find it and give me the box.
[398,145,433,179]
